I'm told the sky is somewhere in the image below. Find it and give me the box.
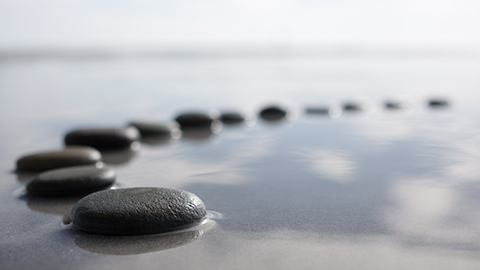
[0,0,479,50]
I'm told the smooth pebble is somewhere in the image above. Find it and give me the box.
[71,187,207,235]
[65,127,140,150]
[16,146,102,171]
[26,165,115,196]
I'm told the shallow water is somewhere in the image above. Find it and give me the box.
[2,55,480,269]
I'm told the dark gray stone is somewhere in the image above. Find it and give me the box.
[26,165,115,196]
[16,146,102,171]
[71,187,207,235]
[259,106,287,121]
[64,127,141,150]
[175,113,215,129]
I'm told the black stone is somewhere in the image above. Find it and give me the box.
[71,187,207,235]
[16,146,102,171]
[26,165,115,196]
[259,106,287,121]
[65,127,140,150]
[175,113,215,129]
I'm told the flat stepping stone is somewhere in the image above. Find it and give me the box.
[16,146,102,171]
[259,106,287,121]
[71,187,207,235]
[26,165,115,196]
[64,127,141,150]
[175,113,216,129]
[129,121,179,137]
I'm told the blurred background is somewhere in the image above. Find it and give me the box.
[1,0,480,154]
[1,0,479,54]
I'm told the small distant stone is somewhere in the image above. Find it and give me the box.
[428,98,449,107]
[16,146,102,171]
[71,187,207,235]
[219,112,245,124]
[384,100,404,110]
[259,106,287,121]
[175,113,215,129]
[65,127,140,150]
[129,121,179,137]
[342,102,362,112]
[305,106,330,115]
[27,165,115,196]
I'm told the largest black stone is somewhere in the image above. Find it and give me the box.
[71,188,207,235]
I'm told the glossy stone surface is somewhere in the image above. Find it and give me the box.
[71,188,207,235]
[26,165,115,196]
[175,113,215,129]
[64,127,141,150]
[16,147,102,171]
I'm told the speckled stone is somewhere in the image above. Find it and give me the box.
[71,187,207,235]
[175,113,215,129]
[16,146,102,171]
[64,127,140,150]
[26,165,115,196]
[129,121,179,137]
[259,106,287,121]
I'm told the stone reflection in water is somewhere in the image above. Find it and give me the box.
[101,142,140,165]
[181,125,221,142]
[22,194,85,224]
[75,221,213,255]
[140,129,182,146]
